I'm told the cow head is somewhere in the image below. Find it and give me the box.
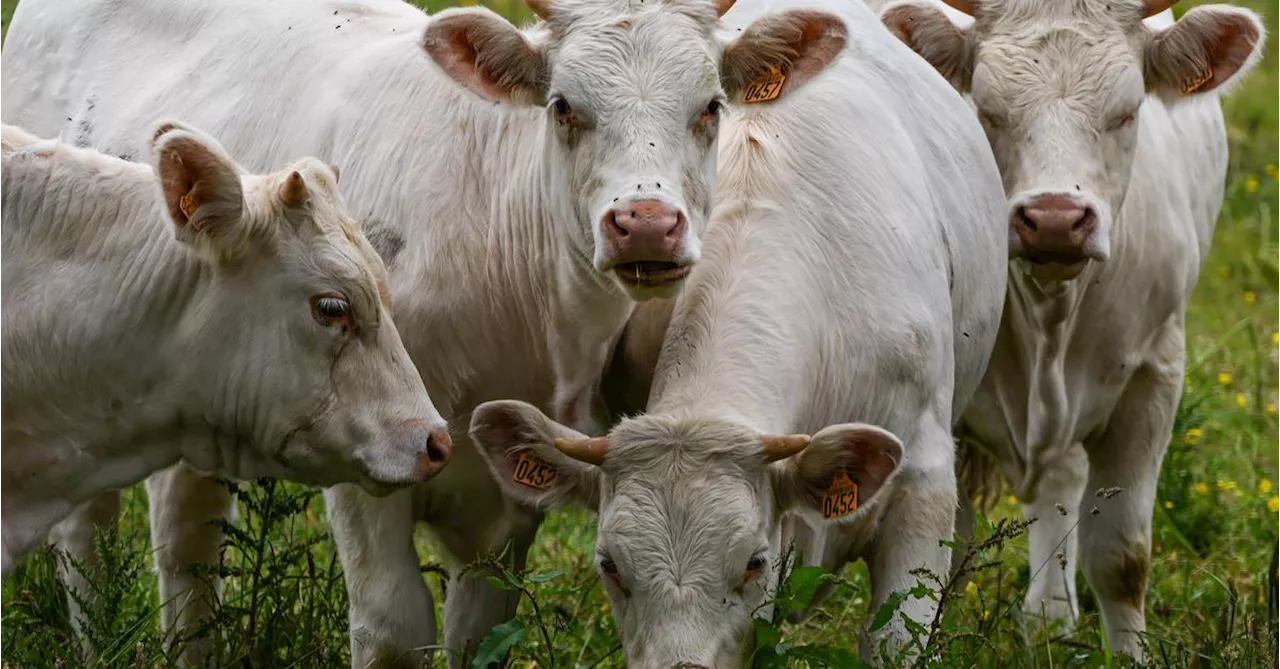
[423,0,847,300]
[471,400,903,668]
[882,0,1264,280]
[149,121,450,493]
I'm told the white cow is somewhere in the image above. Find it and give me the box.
[1,0,850,664]
[1,121,448,576]
[469,0,1008,663]
[879,0,1265,658]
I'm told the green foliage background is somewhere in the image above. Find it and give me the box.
[1,0,1276,666]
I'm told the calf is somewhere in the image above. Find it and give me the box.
[880,0,1265,658]
[471,0,1008,663]
[1,0,850,664]
[1,121,447,575]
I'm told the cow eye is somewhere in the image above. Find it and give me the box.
[743,554,768,582]
[702,98,723,121]
[311,294,353,330]
[1107,110,1137,131]
[599,555,619,576]
[550,96,574,125]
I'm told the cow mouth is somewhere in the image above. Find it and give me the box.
[1019,256,1089,282]
[613,261,691,287]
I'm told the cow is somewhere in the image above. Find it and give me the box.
[878,0,1265,659]
[1,120,448,577]
[468,0,1009,662]
[0,0,851,664]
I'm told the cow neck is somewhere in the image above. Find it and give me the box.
[6,177,226,501]
[1002,264,1095,498]
[484,110,634,432]
[646,214,806,435]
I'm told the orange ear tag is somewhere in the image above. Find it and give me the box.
[821,471,859,520]
[742,67,786,104]
[512,450,558,489]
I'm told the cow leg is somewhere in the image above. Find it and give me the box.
[327,484,435,669]
[1078,345,1182,662]
[1022,442,1087,633]
[862,419,956,662]
[146,462,236,666]
[781,515,855,623]
[431,486,544,668]
[49,490,122,659]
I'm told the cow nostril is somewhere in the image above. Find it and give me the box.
[605,210,629,237]
[1072,210,1092,230]
[667,211,687,238]
[1017,207,1037,232]
[425,429,452,464]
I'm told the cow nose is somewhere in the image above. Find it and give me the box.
[415,426,452,479]
[1012,195,1096,264]
[603,199,687,265]
[671,664,711,669]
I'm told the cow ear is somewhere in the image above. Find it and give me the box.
[423,8,547,106]
[470,400,603,510]
[1144,6,1264,101]
[721,9,848,105]
[150,121,245,248]
[880,1,975,91]
[771,423,903,524]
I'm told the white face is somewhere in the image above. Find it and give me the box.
[882,0,1266,281]
[151,123,450,493]
[593,418,777,668]
[424,0,851,299]
[469,401,904,669]
[545,9,723,299]
[969,4,1147,277]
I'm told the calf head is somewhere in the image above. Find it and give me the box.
[149,121,450,493]
[423,0,848,299]
[471,400,903,668]
[882,0,1264,280]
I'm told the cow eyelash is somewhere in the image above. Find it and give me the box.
[1107,110,1138,131]
[311,293,354,331]
[701,97,725,122]
[549,95,578,127]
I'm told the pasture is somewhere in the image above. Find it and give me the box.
[1,0,1277,666]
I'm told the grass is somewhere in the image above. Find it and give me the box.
[1,0,1277,666]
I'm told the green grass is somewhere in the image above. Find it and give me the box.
[2,0,1277,666]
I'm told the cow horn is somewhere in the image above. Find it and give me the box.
[761,434,810,462]
[940,0,975,16]
[1141,0,1178,17]
[554,436,610,465]
[527,0,554,21]
[715,0,736,18]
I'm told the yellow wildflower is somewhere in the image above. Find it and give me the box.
[1236,393,1249,409]
[1194,482,1210,495]
[1245,177,1259,194]
[1267,403,1277,416]
[1163,500,1174,509]
[1273,331,1279,346]
[965,581,979,597]
[1267,163,1280,180]
[1260,479,1273,494]
[1244,291,1257,304]
[1218,371,1233,385]
[1217,480,1237,492]
[1269,496,1279,513]
[1007,495,1019,506]
[1185,427,1204,444]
